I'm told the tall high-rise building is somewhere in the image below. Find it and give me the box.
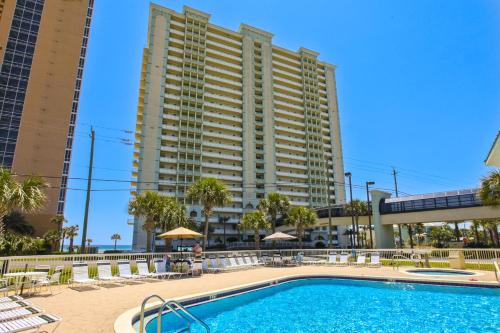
[132,4,345,250]
[0,0,94,235]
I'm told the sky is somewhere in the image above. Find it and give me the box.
[64,0,500,245]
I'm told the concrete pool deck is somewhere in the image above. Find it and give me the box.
[28,266,498,333]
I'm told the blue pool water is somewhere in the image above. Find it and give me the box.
[407,269,475,276]
[145,278,499,333]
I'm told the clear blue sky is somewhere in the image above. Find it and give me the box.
[64,0,500,245]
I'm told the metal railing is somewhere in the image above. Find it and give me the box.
[0,248,498,285]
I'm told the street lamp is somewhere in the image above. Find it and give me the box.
[345,172,356,251]
[365,181,375,249]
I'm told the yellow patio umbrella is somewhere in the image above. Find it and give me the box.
[263,232,297,241]
[157,227,202,255]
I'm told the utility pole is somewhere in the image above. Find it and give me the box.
[81,127,95,253]
[392,167,403,248]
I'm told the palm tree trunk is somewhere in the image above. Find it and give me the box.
[483,228,488,244]
[408,225,414,249]
[255,230,260,250]
[69,238,74,253]
[488,228,495,246]
[493,226,499,247]
[354,216,359,248]
[114,239,117,251]
[473,226,479,244]
[454,222,460,241]
[203,213,209,251]
[0,213,5,239]
[146,230,152,252]
[60,233,65,252]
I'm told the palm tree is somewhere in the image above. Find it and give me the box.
[414,223,425,246]
[111,233,121,250]
[186,178,232,251]
[240,210,271,250]
[43,229,61,252]
[479,171,500,206]
[50,215,66,251]
[128,191,165,252]
[66,225,79,253]
[0,168,47,238]
[344,199,368,247]
[285,206,317,248]
[258,192,290,234]
[156,197,192,251]
[4,211,33,235]
[472,220,481,244]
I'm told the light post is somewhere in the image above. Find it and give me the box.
[345,172,356,251]
[365,181,375,249]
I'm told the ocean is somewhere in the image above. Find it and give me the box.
[62,245,132,253]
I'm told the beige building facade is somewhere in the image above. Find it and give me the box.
[0,0,94,235]
[132,4,346,250]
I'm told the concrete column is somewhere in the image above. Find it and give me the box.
[241,34,257,210]
[370,190,394,249]
[133,9,170,251]
[261,41,277,193]
[325,65,346,205]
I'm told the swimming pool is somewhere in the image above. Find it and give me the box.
[405,269,477,276]
[144,278,499,333]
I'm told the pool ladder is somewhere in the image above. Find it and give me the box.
[138,294,210,333]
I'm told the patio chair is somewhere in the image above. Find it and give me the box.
[136,259,159,278]
[351,254,367,267]
[272,254,284,267]
[261,254,271,266]
[242,255,255,267]
[228,256,243,270]
[153,259,182,279]
[34,266,63,294]
[332,253,349,266]
[0,300,32,312]
[0,279,11,298]
[236,255,251,268]
[0,306,42,322]
[117,260,142,279]
[206,257,221,273]
[368,253,382,268]
[97,261,123,283]
[0,313,61,332]
[326,252,338,265]
[70,262,99,287]
[250,255,263,266]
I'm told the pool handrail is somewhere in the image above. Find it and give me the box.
[139,294,164,333]
[157,300,210,333]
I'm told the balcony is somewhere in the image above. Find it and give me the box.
[206,31,242,47]
[274,116,305,128]
[203,111,242,124]
[206,65,242,80]
[276,171,308,179]
[276,152,307,161]
[204,101,242,114]
[274,100,304,113]
[275,134,306,145]
[275,126,305,136]
[274,108,304,120]
[204,141,242,151]
[202,162,242,171]
[276,162,307,170]
[204,131,242,142]
[205,92,242,106]
[205,74,242,88]
[276,143,307,153]
[205,82,242,96]
[202,151,242,161]
[278,190,309,198]
[203,121,242,133]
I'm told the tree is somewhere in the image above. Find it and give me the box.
[65,225,79,253]
[471,220,481,244]
[414,223,425,246]
[156,197,193,251]
[344,199,368,247]
[258,193,290,234]
[285,206,317,248]
[479,219,499,247]
[186,178,232,251]
[479,171,500,206]
[240,210,271,250]
[128,191,165,252]
[429,225,453,248]
[111,233,121,250]
[0,168,47,238]
[0,232,40,255]
[50,214,66,251]
[4,211,33,235]
[43,230,61,252]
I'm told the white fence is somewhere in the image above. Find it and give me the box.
[0,248,498,284]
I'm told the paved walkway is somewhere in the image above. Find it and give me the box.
[29,266,498,333]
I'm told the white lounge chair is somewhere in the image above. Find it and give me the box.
[207,257,222,273]
[136,259,158,278]
[0,306,42,322]
[326,252,338,265]
[71,262,98,287]
[272,254,284,267]
[0,300,31,312]
[0,313,60,332]
[332,253,349,266]
[242,255,255,267]
[250,255,263,266]
[116,260,142,279]
[236,256,251,268]
[352,254,366,267]
[227,256,240,270]
[0,296,23,304]
[368,253,382,268]
[97,261,123,282]
[153,259,182,279]
[34,266,63,294]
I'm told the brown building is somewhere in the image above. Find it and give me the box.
[0,0,94,236]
